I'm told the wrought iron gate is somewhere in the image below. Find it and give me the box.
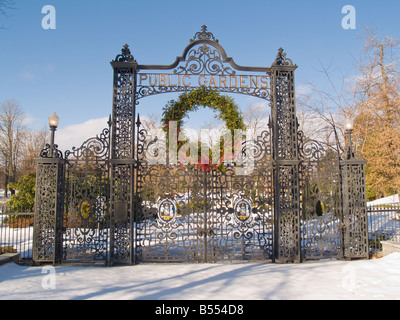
[33,26,369,265]
[299,135,343,260]
[135,126,274,263]
[62,125,111,263]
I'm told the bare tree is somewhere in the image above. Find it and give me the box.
[140,113,163,139]
[243,102,269,138]
[296,63,353,154]
[0,100,25,196]
[19,128,48,175]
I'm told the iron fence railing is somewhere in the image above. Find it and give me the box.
[0,205,34,260]
[368,205,400,254]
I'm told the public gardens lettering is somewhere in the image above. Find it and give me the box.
[139,73,269,89]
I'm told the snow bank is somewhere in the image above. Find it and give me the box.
[368,194,399,206]
[1,253,400,300]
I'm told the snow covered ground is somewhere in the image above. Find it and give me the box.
[1,253,400,300]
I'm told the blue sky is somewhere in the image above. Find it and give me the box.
[1,0,399,149]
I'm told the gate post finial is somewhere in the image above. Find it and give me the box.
[190,25,218,43]
[272,48,295,67]
[114,44,136,63]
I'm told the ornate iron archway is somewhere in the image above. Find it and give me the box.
[33,26,369,265]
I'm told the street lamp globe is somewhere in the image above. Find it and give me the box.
[48,112,60,157]
[48,112,60,128]
[344,118,354,132]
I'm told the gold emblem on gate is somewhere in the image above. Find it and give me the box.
[234,199,252,223]
[158,199,177,223]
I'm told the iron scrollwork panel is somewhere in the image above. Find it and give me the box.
[341,161,369,259]
[112,67,136,160]
[109,163,135,265]
[135,126,274,263]
[63,127,111,264]
[33,161,64,263]
[273,69,298,161]
[299,137,343,260]
[207,130,274,262]
[274,164,301,263]
[135,163,206,263]
[110,163,133,264]
[209,163,274,262]
[136,26,271,102]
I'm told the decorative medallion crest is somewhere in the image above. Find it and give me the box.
[234,199,252,223]
[158,199,177,223]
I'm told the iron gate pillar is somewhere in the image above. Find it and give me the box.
[340,156,369,260]
[109,44,138,265]
[270,49,301,263]
[33,149,65,264]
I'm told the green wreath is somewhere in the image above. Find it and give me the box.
[161,88,245,136]
[161,88,246,171]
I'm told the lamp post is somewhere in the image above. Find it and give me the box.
[48,112,60,157]
[34,112,63,264]
[344,118,354,160]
